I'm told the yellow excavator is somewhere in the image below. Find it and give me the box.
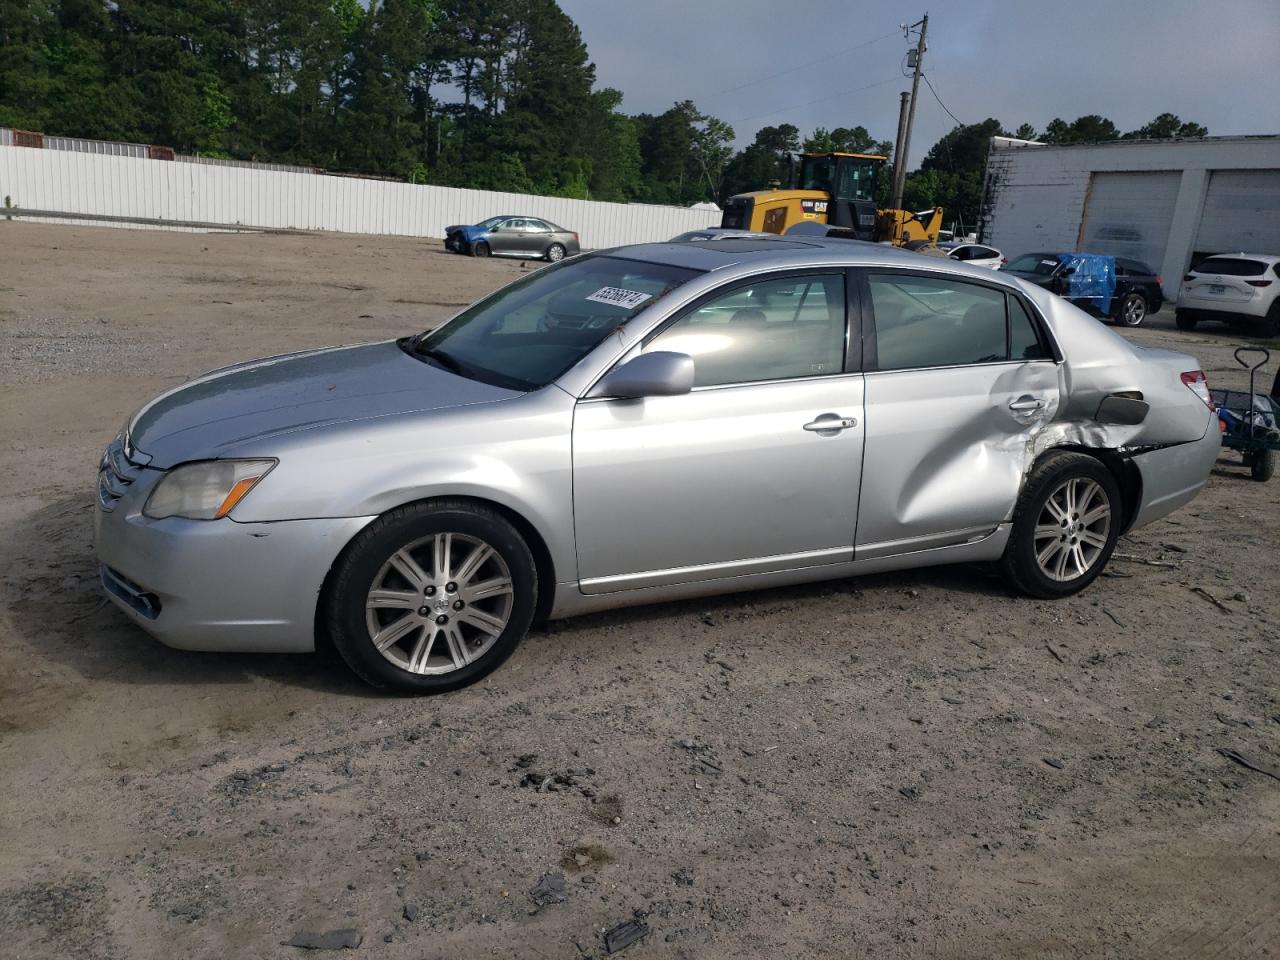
[719,151,943,247]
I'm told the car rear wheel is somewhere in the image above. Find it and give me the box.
[472,241,491,258]
[1000,451,1121,598]
[1117,292,1147,327]
[324,500,537,694]
[1249,448,1275,482]
[1258,302,1280,338]
[545,243,566,263]
[1174,309,1198,331]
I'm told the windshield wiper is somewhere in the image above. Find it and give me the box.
[402,337,467,376]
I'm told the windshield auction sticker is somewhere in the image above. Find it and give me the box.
[585,287,653,310]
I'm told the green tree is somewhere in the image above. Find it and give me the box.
[340,0,436,176]
[1122,112,1207,140]
[1042,114,1120,144]
[579,88,642,201]
[1011,122,1038,140]
[803,125,891,156]
[720,123,801,200]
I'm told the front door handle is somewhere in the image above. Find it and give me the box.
[803,414,858,434]
[1008,396,1045,413]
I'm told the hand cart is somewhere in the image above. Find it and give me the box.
[1210,347,1279,482]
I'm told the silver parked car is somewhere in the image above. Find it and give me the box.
[443,215,580,262]
[96,238,1221,693]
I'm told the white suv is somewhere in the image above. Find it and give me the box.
[1176,253,1280,336]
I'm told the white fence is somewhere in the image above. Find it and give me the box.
[0,146,721,248]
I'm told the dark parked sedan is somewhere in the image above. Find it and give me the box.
[443,216,580,262]
[1002,253,1163,326]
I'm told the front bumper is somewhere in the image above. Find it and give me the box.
[95,480,372,653]
[1128,414,1221,530]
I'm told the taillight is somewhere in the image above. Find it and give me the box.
[1246,279,1272,288]
[1180,370,1213,409]
[1000,256,1008,265]
[1156,275,1163,287]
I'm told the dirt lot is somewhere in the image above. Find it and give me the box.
[2,221,1278,959]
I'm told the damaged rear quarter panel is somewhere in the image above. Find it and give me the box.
[856,283,1212,550]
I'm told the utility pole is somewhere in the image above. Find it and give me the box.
[891,91,910,204]
[891,13,928,211]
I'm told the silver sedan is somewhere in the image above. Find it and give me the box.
[95,237,1221,693]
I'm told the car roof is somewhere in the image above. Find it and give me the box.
[602,236,972,274]
[1197,252,1280,262]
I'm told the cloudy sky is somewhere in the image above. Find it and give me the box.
[559,0,1280,157]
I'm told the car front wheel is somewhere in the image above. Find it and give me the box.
[1117,292,1147,326]
[324,500,537,693]
[472,241,491,258]
[1001,452,1121,598]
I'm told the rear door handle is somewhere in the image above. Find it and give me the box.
[803,414,858,433]
[1008,396,1045,412]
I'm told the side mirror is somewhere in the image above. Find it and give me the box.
[594,351,694,399]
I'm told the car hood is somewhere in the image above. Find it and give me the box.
[446,224,489,238]
[128,341,521,468]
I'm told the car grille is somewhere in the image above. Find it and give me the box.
[97,438,143,511]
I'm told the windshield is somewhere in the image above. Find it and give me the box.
[409,255,699,390]
[1005,254,1061,275]
[479,216,507,230]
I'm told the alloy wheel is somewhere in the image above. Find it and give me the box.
[364,533,514,675]
[1122,296,1146,326]
[1033,477,1111,582]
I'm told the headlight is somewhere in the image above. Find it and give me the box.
[143,459,276,520]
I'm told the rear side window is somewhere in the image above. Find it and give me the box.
[1196,258,1267,276]
[1009,297,1049,361]
[868,274,1048,370]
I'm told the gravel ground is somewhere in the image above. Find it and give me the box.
[1,221,1278,960]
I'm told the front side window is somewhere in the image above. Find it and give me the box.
[409,255,698,390]
[799,157,835,193]
[868,274,1048,371]
[646,274,846,387]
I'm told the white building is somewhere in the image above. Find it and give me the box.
[979,135,1280,295]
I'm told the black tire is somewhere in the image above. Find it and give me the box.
[472,241,491,258]
[1175,309,1198,331]
[1116,292,1147,327]
[1000,451,1122,599]
[1257,302,1280,339]
[323,500,537,694]
[1250,448,1275,482]
[545,242,566,263]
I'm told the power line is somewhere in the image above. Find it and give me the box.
[733,74,902,125]
[922,72,964,127]
[695,30,900,104]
